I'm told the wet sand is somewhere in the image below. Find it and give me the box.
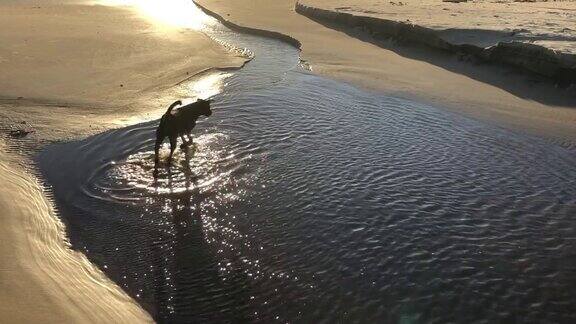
[0,141,152,323]
[196,0,576,145]
[0,1,244,105]
[0,0,244,322]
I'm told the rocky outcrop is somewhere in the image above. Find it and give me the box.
[295,2,576,86]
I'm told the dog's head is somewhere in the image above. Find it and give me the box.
[196,98,213,117]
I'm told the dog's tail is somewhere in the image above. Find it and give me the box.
[165,100,182,115]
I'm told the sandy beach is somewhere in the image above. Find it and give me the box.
[2,0,576,322]
[0,0,244,322]
[197,0,576,145]
[303,0,576,55]
[0,142,152,323]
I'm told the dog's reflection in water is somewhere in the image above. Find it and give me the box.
[153,144,202,216]
[151,147,252,322]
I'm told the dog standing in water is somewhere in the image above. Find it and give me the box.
[154,98,213,177]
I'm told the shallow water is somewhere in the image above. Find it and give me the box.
[38,3,576,323]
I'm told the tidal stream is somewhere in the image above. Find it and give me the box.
[37,2,576,323]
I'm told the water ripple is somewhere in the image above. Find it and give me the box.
[36,2,576,323]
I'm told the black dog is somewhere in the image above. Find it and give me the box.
[154,99,213,177]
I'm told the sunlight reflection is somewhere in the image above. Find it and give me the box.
[104,132,244,197]
[97,0,211,30]
[109,71,231,126]
[189,72,232,100]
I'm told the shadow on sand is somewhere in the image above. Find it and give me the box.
[300,14,576,107]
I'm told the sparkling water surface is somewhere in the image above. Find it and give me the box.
[38,3,576,323]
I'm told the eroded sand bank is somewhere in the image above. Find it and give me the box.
[302,0,576,55]
[196,0,576,145]
[295,2,576,84]
[0,141,152,323]
[0,0,245,322]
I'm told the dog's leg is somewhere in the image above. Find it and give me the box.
[180,134,188,149]
[153,135,164,178]
[168,135,177,166]
[185,133,196,155]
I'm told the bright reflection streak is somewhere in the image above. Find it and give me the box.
[97,0,211,30]
[109,71,231,126]
[189,72,232,100]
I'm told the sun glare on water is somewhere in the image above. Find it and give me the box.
[189,72,232,99]
[98,0,211,30]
